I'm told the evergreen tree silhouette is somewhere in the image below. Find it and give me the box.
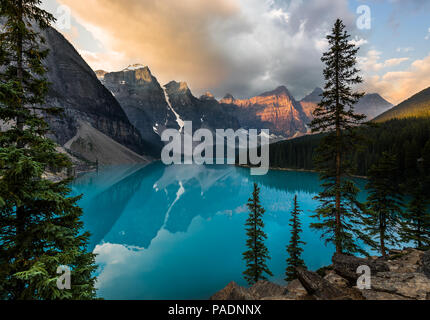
[285,195,306,282]
[243,183,273,286]
[310,19,368,255]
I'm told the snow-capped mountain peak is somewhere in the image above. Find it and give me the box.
[123,63,146,71]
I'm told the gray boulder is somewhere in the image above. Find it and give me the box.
[284,279,310,300]
[210,282,255,300]
[369,272,430,300]
[249,281,286,299]
[420,250,430,278]
[332,254,389,282]
[324,272,349,288]
[296,267,357,300]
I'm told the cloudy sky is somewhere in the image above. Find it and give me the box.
[41,0,430,104]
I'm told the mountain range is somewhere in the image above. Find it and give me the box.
[100,66,241,151]
[220,86,310,138]
[297,88,393,122]
[27,25,422,167]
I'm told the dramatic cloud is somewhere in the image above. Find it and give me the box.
[57,0,238,92]
[210,0,356,99]
[55,0,356,99]
[359,50,409,72]
[362,53,430,105]
[46,0,430,103]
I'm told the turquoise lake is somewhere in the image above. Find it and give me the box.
[71,162,368,300]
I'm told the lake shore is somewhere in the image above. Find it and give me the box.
[236,164,368,179]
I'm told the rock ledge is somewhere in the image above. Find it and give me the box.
[211,249,430,300]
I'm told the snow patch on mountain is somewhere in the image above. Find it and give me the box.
[123,64,145,72]
[163,86,185,133]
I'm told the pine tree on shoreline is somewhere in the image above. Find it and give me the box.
[0,0,97,299]
[400,189,430,250]
[400,155,430,250]
[285,195,306,282]
[310,19,368,255]
[399,143,430,250]
[364,152,403,257]
[243,183,273,286]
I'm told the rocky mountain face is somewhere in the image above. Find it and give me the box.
[164,81,240,132]
[102,66,241,148]
[374,87,430,122]
[299,88,392,122]
[39,27,153,163]
[103,65,177,152]
[356,93,393,120]
[95,70,107,80]
[221,86,310,138]
[212,248,430,300]
[300,87,323,120]
[100,65,392,150]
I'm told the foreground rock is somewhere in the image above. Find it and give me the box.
[296,267,364,300]
[332,253,390,283]
[421,251,430,277]
[212,249,430,300]
[249,281,285,299]
[210,280,309,301]
[371,272,430,300]
[210,282,255,300]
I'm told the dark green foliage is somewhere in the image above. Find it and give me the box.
[270,117,430,182]
[285,195,306,282]
[243,183,273,286]
[269,134,322,170]
[310,19,367,255]
[364,152,403,257]
[0,0,97,299]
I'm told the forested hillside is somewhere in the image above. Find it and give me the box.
[269,117,430,180]
[374,87,430,122]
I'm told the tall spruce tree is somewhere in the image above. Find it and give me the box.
[243,183,273,286]
[310,19,368,255]
[285,195,306,282]
[364,152,403,257]
[0,0,97,299]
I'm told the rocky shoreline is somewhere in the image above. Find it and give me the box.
[211,248,430,300]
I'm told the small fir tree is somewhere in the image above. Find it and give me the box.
[243,183,273,286]
[285,195,306,282]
